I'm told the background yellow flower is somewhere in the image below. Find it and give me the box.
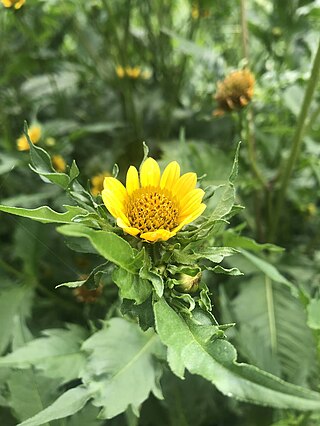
[52,155,67,173]
[16,125,42,151]
[1,0,25,9]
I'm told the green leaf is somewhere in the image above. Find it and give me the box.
[58,224,142,273]
[224,232,283,252]
[229,276,316,383]
[112,268,152,305]
[206,265,243,276]
[207,184,235,222]
[307,299,320,330]
[174,247,237,265]
[0,325,87,384]
[140,250,164,297]
[229,141,241,184]
[0,286,31,355]
[8,370,59,425]
[23,122,70,189]
[81,318,163,419]
[241,250,298,296]
[0,205,87,224]
[17,387,91,426]
[154,298,320,410]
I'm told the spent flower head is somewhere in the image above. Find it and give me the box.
[17,125,41,151]
[214,69,255,116]
[102,158,206,242]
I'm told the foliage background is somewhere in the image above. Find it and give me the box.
[0,0,320,425]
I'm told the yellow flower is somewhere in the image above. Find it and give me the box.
[1,0,25,8]
[213,69,255,116]
[116,65,149,80]
[102,158,206,242]
[116,66,125,78]
[52,155,66,173]
[17,125,41,151]
[191,3,210,19]
[91,171,111,196]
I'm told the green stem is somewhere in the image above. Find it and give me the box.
[239,0,267,190]
[240,0,249,64]
[271,39,320,241]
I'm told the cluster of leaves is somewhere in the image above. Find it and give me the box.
[1,1,320,425]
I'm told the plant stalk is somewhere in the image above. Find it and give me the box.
[271,38,320,241]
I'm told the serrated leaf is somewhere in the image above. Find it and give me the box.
[0,205,87,224]
[174,247,237,265]
[0,325,87,384]
[207,184,235,222]
[17,387,91,426]
[112,267,152,304]
[0,286,31,355]
[81,318,163,419]
[229,276,317,384]
[58,224,142,273]
[154,297,320,410]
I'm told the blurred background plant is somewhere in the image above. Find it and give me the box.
[0,0,320,425]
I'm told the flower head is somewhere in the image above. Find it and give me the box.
[214,69,255,116]
[52,155,66,173]
[1,0,25,8]
[102,158,206,242]
[17,125,41,151]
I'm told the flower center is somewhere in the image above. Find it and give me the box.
[126,187,179,233]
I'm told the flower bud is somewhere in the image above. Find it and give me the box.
[177,271,202,293]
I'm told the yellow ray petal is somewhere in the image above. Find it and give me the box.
[172,172,197,200]
[117,217,140,236]
[103,177,127,201]
[126,166,140,195]
[179,188,205,217]
[140,229,173,242]
[140,157,160,187]
[160,161,180,190]
[179,203,206,225]
[101,189,126,219]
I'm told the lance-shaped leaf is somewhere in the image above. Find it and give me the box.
[0,325,87,384]
[154,297,320,410]
[17,387,91,426]
[0,205,87,224]
[81,318,163,419]
[58,224,143,273]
